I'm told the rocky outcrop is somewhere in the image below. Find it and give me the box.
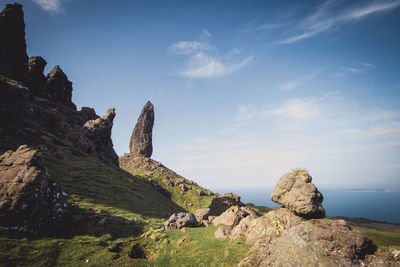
[46,65,76,109]
[0,3,28,81]
[212,206,254,228]
[163,212,198,229]
[129,101,154,157]
[241,220,374,266]
[209,192,245,216]
[193,208,211,224]
[26,56,47,97]
[77,107,99,124]
[270,170,325,219]
[0,145,67,235]
[80,108,119,166]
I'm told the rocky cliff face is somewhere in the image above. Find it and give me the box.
[0,3,118,166]
[129,101,154,158]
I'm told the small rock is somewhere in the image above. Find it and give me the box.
[177,236,190,246]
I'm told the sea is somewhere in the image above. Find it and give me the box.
[213,188,400,224]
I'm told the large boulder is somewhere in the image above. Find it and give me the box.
[0,3,28,81]
[46,65,75,109]
[0,145,67,235]
[163,212,198,229]
[270,170,325,219]
[242,207,304,245]
[193,208,211,224]
[129,100,154,158]
[212,206,253,227]
[247,220,374,266]
[80,108,119,166]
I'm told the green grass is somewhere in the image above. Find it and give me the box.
[351,226,400,247]
[141,226,250,266]
[120,154,214,212]
[246,203,275,214]
[45,153,185,223]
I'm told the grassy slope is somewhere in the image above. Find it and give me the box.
[120,154,214,212]
[0,151,249,266]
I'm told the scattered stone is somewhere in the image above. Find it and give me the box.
[270,171,325,219]
[214,225,233,239]
[179,184,188,193]
[0,3,28,81]
[0,145,67,234]
[163,212,198,229]
[197,189,206,196]
[128,244,146,259]
[193,208,211,224]
[176,236,190,246]
[129,101,154,157]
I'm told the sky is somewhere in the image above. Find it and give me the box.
[4,0,400,191]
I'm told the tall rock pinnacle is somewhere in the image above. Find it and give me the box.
[129,101,154,158]
[0,3,28,81]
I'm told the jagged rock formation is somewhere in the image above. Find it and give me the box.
[0,145,67,235]
[129,101,154,157]
[46,65,75,108]
[26,56,47,96]
[0,3,119,166]
[0,3,28,81]
[80,108,119,165]
[270,170,325,219]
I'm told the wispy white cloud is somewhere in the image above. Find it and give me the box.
[169,30,253,78]
[274,1,400,45]
[335,63,376,77]
[180,53,253,78]
[31,0,63,13]
[280,68,324,91]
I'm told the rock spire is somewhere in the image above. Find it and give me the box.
[0,3,28,81]
[129,100,154,158]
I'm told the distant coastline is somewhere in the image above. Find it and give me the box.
[344,189,400,193]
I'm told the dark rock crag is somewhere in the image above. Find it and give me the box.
[0,145,67,235]
[129,101,154,158]
[80,108,119,166]
[0,3,119,166]
[0,3,28,81]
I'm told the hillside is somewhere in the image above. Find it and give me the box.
[0,3,399,267]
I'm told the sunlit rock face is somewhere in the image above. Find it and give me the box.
[270,171,325,219]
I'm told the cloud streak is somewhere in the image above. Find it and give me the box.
[32,0,63,13]
[169,30,253,78]
[274,1,400,45]
[280,68,324,91]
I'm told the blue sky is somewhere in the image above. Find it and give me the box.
[6,0,400,190]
